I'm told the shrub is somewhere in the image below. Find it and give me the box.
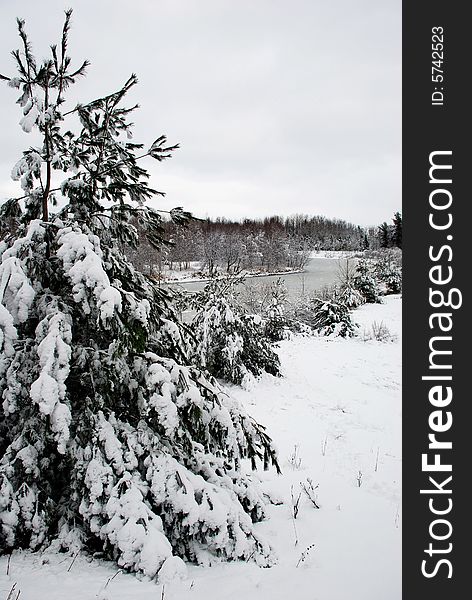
[362,321,397,343]
[337,285,365,309]
[189,280,281,385]
[291,296,357,338]
[374,251,402,294]
[309,298,357,337]
[353,260,383,303]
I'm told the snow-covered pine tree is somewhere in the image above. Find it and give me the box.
[261,279,290,342]
[0,12,280,576]
[336,260,365,309]
[353,260,383,303]
[306,297,357,338]
[373,251,402,294]
[337,284,365,309]
[188,278,281,386]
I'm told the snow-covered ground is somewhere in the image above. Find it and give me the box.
[0,296,401,600]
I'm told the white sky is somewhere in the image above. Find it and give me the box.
[0,0,401,227]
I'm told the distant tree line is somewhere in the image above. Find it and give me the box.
[1,207,402,277]
[378,212,402,249]
[124,212,402,277]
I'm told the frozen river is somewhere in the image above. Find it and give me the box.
[169,256,353,298]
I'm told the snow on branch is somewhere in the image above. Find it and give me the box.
[0,258,35,325]
[56,227,122,325]
[0,303,18,379]
[30,310,72,453]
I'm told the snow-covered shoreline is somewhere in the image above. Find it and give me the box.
[0,296,401,600]
[160,267,304,285]
[155,250,361,285]
[309,250,362,260]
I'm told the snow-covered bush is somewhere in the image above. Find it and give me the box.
[264,296,289,342]
[0,14,279,576]
[262,279,291,342]
[189,279,281,386]
[337,285,365,309]
[373,251,402,294]
[289,294,356,338]
[351,252,402,299]
[238,278,290,342]
[307,298,357,337]
[382,268,402,294]
[335,259,366,309]
[353,260,383,304]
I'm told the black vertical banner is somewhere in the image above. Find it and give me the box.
[403,2,468,598]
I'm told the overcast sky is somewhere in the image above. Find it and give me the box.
[0,0,400,227]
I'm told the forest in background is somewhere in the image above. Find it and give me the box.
[127,211,402,277]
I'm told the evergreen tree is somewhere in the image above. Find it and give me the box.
[236,278,290,342]
[392,212,402,249]
[336,259,365,309]
[353,260,383,303]
[304,298,357,338]
[338,285,365,309]
[189,278,281,386]
[0,13,279,576]
[374,252,402,294]
[258,278,290,342]
[378,222,391,248]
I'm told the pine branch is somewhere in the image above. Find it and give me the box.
[17,17,37,76]
[10,49,29,81]
[15,18,37,101]
[50,44,59,72]
[61,9,73,64]
[68,59,90,80]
